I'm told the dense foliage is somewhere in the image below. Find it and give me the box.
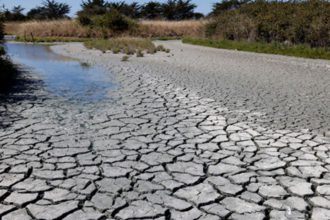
[77,1,138,33]
[208,0,330,47]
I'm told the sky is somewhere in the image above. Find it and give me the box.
[0,0,217,16]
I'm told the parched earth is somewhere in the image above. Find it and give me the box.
[0,42,330,220]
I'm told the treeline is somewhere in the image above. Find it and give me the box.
[208,0,330,47]
[2,0,202,22]
[1,0,70,21]
[78,0,203,20]
[76,0,203,34]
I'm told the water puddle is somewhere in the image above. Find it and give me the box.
[5,43,115,103]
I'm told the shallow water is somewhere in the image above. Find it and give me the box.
[5,43,114,103]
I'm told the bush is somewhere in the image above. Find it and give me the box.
[92,10,135,32]
[79,9,138,35]
[209,0,330,48]
[78,13,92,26]
[121,55,130,61]
[207,11,256,41]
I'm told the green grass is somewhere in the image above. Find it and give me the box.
[84,38,169,55]
[153,36,182,41]
[15,36,89,43]
[182,37,330,60]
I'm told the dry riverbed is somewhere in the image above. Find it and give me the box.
[0,41,330,219]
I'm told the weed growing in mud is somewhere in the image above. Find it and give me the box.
[136,50,144,57]
[156,45,171,53]
[121,55,130,62]
[112,48,121,54]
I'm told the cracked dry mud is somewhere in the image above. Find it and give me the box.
[1,42,330,220]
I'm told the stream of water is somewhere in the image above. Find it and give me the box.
[5,43,114,103]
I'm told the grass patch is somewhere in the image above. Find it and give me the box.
[182,37,330,60]
[84,38,169,55]
[15,36,89,43]
[153,36,182,41]
[121,55,130,62]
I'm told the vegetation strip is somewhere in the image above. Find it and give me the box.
[84,38,170,57]
[182,38,330,60]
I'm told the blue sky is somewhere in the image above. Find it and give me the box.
[0,0,217,16]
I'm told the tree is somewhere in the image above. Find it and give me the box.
[80,0,107,15]
[211,0,250,15]
[141,1,163,19]
[162,0,197,20]
[9,5,26,21]
[78,0,108,25]
[107,1,141,18]
[27,0,70,20]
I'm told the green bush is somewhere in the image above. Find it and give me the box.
[92,10,135,32]
[78,9,138,35]
[78,13,92,26]
[208,0,330,48]
[207,11,256,41]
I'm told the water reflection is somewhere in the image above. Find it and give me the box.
[5,43,114,103]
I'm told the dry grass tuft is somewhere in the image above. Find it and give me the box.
[5,20,109,38]
[139,20,206,38]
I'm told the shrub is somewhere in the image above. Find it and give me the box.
[136,49,144,57]
[206,11,256,41]
[121,55,130,61]
[209,0,330,48]
[92,10,135,32]
[78,14,92,26]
